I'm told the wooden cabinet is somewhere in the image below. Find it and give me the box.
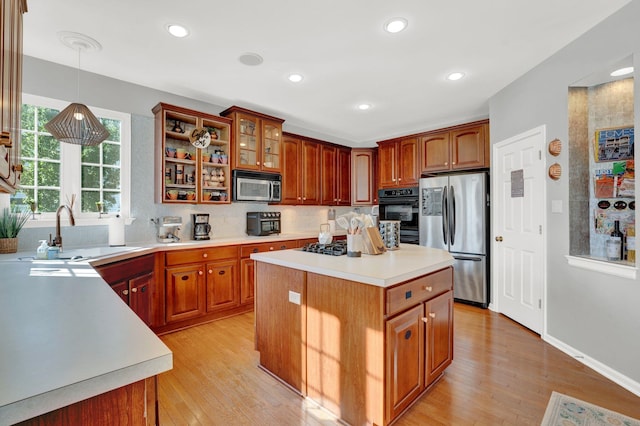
[425,290,454,385]
[94,254,157,327]
[256,262,454,426]
[281,133,321,205]
[386,305,424,420]
[377,138,419,188]
[153,102,232,204]
[165,263,206,323]
[0,0,27,193]
[351,148,378,205]
[205,259,238,313]
[163,245,240,327]
[420,121,489,173]
[239,240,299,306]
[320,144,351,205]
[221,106,284,173]
[385,268,453,424]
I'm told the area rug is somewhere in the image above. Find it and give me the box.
[541,391,640,426]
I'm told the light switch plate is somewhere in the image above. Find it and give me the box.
[288,290,301,305]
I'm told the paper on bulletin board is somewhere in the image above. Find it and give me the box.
[594,126,634,163]
[594,209,634,234]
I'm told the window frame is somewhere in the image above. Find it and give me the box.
[18,93,132,228]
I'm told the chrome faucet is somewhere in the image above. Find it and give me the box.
[50,200,76,252]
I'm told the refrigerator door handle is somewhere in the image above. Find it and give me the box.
[454,255,482,261]
[450,185,456,246]
[442,186,448,245]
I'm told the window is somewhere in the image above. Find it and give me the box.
[9,94,131,226]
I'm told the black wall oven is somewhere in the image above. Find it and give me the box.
[377,187,420,244]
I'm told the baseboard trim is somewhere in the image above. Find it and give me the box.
[543,333,640,397]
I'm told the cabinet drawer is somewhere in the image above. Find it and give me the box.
[386,267,453,316]
[240,240,298,258]
[96,254,155,285]
[166,245,238,266]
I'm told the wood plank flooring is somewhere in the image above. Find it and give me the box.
[157,303,640,425]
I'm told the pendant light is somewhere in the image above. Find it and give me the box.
[44,32,109,146]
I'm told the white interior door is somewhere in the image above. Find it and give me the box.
[492,126,546,334]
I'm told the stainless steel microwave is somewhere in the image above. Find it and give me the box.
[232,170,282,203]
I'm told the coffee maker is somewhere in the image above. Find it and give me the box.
[192,213,211,240]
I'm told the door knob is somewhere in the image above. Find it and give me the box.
[495,236,503,242]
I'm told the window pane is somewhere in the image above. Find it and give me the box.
[38,161,60,187]
[82,165,101,188]
[102,119,121,141]
[37,107,59,132]
[102,143,120,166]
[38,134,61,160]
[104,192,121,213]
[21,132,35,158]
[20,160,35,186]
[39,189,60,212]
[21,104,35,131]
[82,145,100,164]
[103,167,120,189]
[81,190,101,212]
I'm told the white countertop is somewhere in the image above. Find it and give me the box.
[0,258,172,425]
[250,244,454,287]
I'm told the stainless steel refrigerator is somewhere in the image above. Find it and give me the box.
[419,172,489,307]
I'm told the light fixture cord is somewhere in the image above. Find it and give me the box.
[76,46,81,102]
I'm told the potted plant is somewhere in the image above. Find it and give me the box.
[0,206,31,253]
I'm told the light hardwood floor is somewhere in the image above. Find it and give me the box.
[157,303,640,425]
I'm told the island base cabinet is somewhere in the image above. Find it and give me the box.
[426,290,454,385]
[15,377,157,426]
[386,304,425,422]
[255,263,306,393]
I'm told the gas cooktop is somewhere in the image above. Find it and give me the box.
[300,240,347,256]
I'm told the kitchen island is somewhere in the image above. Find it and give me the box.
[0,258,172,425]
[251,244,455,426]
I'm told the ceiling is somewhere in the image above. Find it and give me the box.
[22,0,630,146]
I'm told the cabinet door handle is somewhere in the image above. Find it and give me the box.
[198,271,203,276]
[218,270,225,275]
[280,245,286,250]
[252,248,259,253]
[257,161,260,165]
[424,286,433,292]
[131,287,137,293]
[182,275,189,280]
[269,246,274,251]
[404,330,412,340]
[208,269,213,274]
[421,317,428,323]
[202,253,208,258]
[445,162,448,166]
[122,289,129,295]
[429,312,436,318]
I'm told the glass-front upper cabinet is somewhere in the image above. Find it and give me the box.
[221,106,284,173]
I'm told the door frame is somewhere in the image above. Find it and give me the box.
[490,125,547,336]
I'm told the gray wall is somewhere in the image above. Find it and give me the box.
[490,2,640,384]
[18,56,356,250]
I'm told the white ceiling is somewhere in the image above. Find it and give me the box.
[22,0,630,146]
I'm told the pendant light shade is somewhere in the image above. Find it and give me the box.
[44,103,109,146]
[46,32,109,146]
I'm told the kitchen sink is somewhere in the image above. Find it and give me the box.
[9,246,142,262]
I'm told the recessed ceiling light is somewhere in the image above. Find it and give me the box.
[238,53,264,66]
[610,66,634,77]
[167,24,189,38]
[447,72,465,81]
[357,103,372,111]
[384,18,408,34]
[288,73,304,83]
